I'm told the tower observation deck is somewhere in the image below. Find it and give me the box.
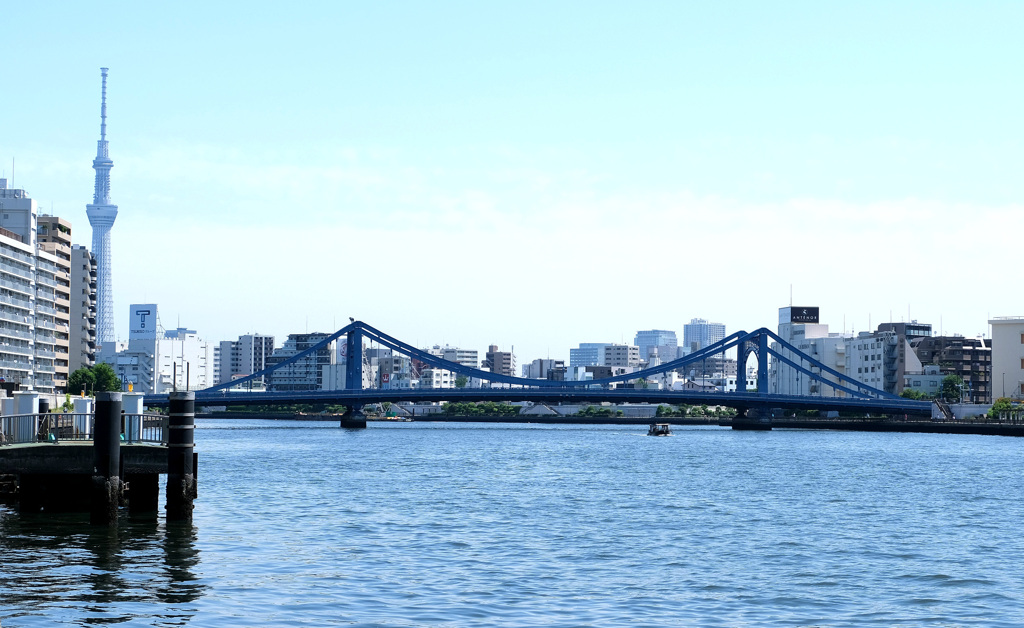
[86,67,118,347]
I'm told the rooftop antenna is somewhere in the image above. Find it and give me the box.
[790,284,793,306]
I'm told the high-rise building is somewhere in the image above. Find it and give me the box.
[85,68,118,349]
[482,345,515,377]
[634,330,678,363]
[569,342,609,367]
[0,180,77,394]
[36,216,73,391]
[266,333,335,391]
[0,180,38,392]
[683,318,726,352]
[68,245,97,373]
[216,334,276,386]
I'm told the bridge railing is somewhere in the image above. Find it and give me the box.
[0,413,168,446]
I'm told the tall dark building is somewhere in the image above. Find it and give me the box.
[910,335,991,403]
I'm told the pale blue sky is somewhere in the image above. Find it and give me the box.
[3,2,1022,361]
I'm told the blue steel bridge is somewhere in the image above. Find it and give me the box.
[144,321,931,419]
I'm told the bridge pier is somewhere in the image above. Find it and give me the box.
[732,407,774,431]
[340,405,367,429]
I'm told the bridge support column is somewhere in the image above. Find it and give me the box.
[345,329,363,390]
[732,407,774,431]
[757,333,769,394]
[91,392,123,525]
[340,406,367,429]
[167,391,197,522]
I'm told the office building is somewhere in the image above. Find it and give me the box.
[569,342,609,367]
[603,344,640,368]
[108,304,213,393]
[634,329,678,363]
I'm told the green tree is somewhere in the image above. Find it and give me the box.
[900,388,929,400]
[454,375,468,389]
[93,363,122,392]
[68,366,96,395]
[940,374,964,402]
[989,397,1015,419]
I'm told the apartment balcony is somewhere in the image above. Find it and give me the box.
[0,327,33,341]
[0,343,33,356]
[0,277,32,296]
[0,247,34,265]
[0,293,31,310]
[2,265,34,281]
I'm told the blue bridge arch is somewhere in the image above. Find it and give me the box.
[144,320,931,418]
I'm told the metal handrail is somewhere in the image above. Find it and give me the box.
[0,412,168,446]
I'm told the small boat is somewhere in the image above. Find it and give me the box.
[647,423,671,437]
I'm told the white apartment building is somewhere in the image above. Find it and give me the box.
[427,345,478,368]
[216,333,275,385]
[844,332,891,391]
[420,367,453,389]
[522,358,564,379]
[0,180,77,394]
[989,317,1024,399]
[770,306,848,397]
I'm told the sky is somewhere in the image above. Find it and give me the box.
[3,1,1022,364]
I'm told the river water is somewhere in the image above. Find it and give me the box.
[2,420,1023,626]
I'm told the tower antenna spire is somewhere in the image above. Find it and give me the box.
[86,67,119,349]
[100,67,108,141]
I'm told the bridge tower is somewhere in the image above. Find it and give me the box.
[342,327,366,428]
[734,330,773,430]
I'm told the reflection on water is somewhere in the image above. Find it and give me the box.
[0,508,204,626]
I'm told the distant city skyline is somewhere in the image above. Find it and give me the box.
[3,2,1021,363]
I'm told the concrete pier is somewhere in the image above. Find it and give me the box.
[732,407,774,431]
[91,392,123,525]
[166,391,197,521]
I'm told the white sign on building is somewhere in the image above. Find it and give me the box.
[129,303,158,341]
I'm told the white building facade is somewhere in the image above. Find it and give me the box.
[990,317,1024,399]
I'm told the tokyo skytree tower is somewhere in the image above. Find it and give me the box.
[86,67,118,347]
